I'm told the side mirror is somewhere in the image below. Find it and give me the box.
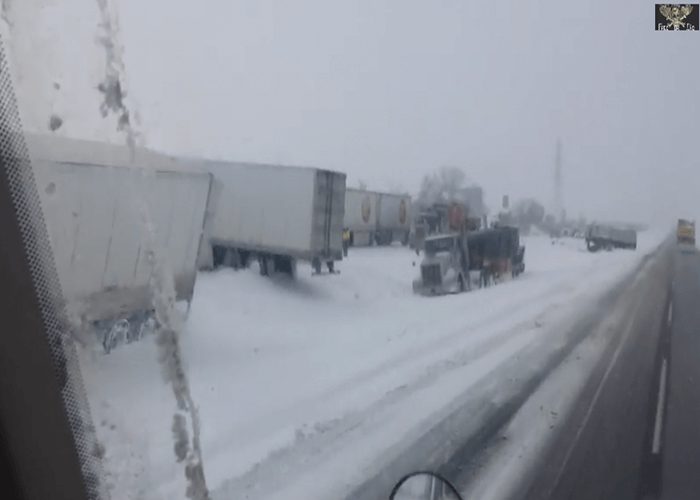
[390,472,463,500]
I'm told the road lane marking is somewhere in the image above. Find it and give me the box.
[652,358,668,455]
[552,315,635,488]
[667,303,673,325]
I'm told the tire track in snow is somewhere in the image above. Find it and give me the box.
[204,272,579,462]
[209,251,658,499]
[210,290,602,500]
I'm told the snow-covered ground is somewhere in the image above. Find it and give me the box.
[78,232,665,500]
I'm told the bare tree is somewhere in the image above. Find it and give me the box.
[417,166,467,207]
[512,198,546,232]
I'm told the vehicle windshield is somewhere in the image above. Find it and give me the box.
[2,2,698,500]
[424,237,455,254]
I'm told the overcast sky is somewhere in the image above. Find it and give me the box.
[6,0,700,226]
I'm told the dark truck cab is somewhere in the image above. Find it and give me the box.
[467,226,525,286]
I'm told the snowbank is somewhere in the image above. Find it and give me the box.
[78,231,666,499]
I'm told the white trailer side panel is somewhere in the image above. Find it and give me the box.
[204,162,316,255]
[587,225,637,247]
[377,193,411,231]
[344,189,379,246]
[202,162,345,261]
[344,189,379,230]
[34,160,211,322]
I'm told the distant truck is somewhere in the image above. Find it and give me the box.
[29,134,212,348]
[375,192,411,245]
[585,224,637,252]
[199,161,346,275]
[409,210,437,254]
[677,219,696,245]
[344,189,411,246]
[344,188,379,246]
[409,202,481,254]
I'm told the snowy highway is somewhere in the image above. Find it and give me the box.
[79,233,667,500]
[512,243,700,500]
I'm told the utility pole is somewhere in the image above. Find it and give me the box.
[554,139,564,223]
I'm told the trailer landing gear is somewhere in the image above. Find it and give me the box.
[312,259,339,275]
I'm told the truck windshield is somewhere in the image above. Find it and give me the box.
[425,237,454,253]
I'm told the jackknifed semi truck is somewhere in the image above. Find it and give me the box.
[28,134,212,350]
[199,161,346,275]
[585,224,637,251]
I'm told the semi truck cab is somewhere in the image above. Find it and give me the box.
[412,233,470,295]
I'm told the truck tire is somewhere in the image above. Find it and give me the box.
[481,269,492,288]
[212,245,227,268]
[267,256,277,275]
[312,258,322,275]
[230,249,242,269]
[274,255,296,276]
[258,255,269,276]
[239,250,251,268]
[222,249,234,267]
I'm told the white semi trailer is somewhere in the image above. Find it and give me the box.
[199,161,346,275]
[376,192,411,245]
[344,189,411,246]
[585,224,637,251]
[344,188,379,246]
[27,134,212,348]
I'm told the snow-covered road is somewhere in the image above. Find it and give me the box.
[79,233,665,500]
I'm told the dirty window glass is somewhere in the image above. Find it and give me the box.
[3,2,697,500]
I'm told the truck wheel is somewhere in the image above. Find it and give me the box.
[312,258,322,275]
[274,255,296,276]
[327,261,335,273]
[266,256,277,275]
[230,250,242,269]
[258,256,269,276]
[212,246,226,268]
[239,251,251,268]
[222,249,234,267]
